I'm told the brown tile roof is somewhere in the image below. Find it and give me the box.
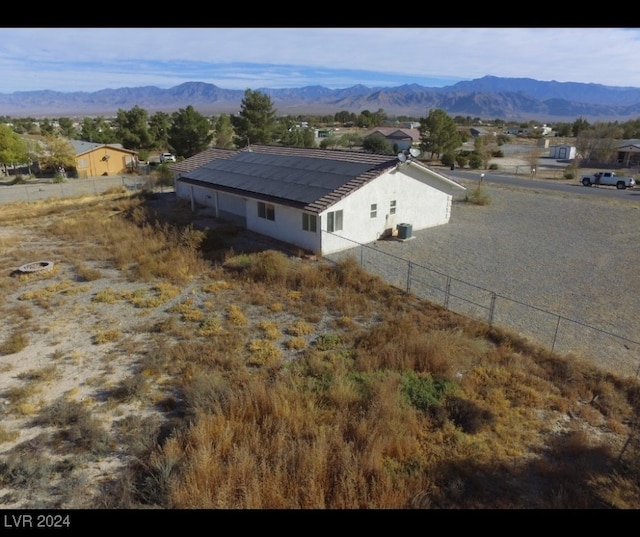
[365,127,421,142]
[177,145,399,214]
[170,148,237,174]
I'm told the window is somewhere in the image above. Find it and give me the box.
[302,212,317,232]
[370,203,377,218]
[327,210,343,232]
[390,200,396,215]
[258,201,275,221]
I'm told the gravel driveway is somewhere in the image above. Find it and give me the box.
[329,181,640,379]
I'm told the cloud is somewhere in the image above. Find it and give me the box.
[1,28,639,93]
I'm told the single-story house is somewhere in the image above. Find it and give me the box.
[70,140,139,178]
[174,145,466,256]
[548,144,576,160]
[365,128,421,152]
[469,127,491,137]
[615,139,640,167]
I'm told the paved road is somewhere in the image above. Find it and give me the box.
[451,169,640,202]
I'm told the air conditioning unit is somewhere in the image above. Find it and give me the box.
[397,223,412,240]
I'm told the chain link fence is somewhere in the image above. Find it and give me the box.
[0,175,169,204]
[327,235,640,380]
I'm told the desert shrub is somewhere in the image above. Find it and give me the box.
[93,329,122,344]
[564,164,577,180]
[247,339,282,366]
[440,152,456,167]
[488,163,499,170]
[315,333,342,351]
[468,153,483,169]
[491,150,504,158]
[455,155,468,168]
[246,250,290,285]
[400,370,457,412]
[464,185,491,205]
[0,328,29,355]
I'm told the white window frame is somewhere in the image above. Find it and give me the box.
[302,212,317,232]
[258,201,275,221]
[327,210,343,232]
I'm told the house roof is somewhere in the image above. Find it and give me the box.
[616,139,640,152]
[69,140,136,157]
[178,144,464,214]
[170,148,237,175]
[365,127,420,142]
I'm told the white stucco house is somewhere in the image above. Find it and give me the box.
[173,145,466,256]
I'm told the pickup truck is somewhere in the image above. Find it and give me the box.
[580,171,636,189]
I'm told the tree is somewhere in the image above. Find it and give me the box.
[473,135,493,169]
[339,133,363,149]
[58,117,77,138]
[575,122,622,165]
[168,105,213,158]
[213,113,235,149]
[553,122,573,137]
[362,133,393,154]
[40,118,55,136]
[231,89,277,148]
[572,117,590,137]
[148,112,171,152]
[419,109,462,160]
[79,117,116,144]
[114,105,153,151]
[39,135,76,174]
[0,124,29,174]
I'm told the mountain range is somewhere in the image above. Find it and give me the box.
[2,75,640,122]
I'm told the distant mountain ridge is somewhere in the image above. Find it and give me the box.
[2,75,640,121]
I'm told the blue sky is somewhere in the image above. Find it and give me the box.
[1,28,640,94]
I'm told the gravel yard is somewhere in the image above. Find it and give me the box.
[329,181,640,379]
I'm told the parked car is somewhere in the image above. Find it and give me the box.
[160,153,176,163]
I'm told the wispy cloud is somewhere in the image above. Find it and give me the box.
[1,28,639,93]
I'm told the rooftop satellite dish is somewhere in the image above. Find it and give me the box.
[397,152,407,163]
[409,148,421,158]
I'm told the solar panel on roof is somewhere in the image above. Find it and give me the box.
[185,150,382,205]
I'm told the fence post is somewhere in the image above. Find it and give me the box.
[444,276,451,309]
[551,315,561,353]
[406,261,412,294]
[360,245,364,268]
[488,292,496,325]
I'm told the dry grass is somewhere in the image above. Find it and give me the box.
[0,189,638,509]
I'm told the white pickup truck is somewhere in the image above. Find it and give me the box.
[580,171,636,189]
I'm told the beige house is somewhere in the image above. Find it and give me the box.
[70,140,138,178]
[365,128,421,152]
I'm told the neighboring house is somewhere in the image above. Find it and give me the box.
[548,144,576,160]
[615,139,640,167]
[469,127,491,137]
[365,128,421,152]
[69,140,138,178]
[174,145,466,256]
